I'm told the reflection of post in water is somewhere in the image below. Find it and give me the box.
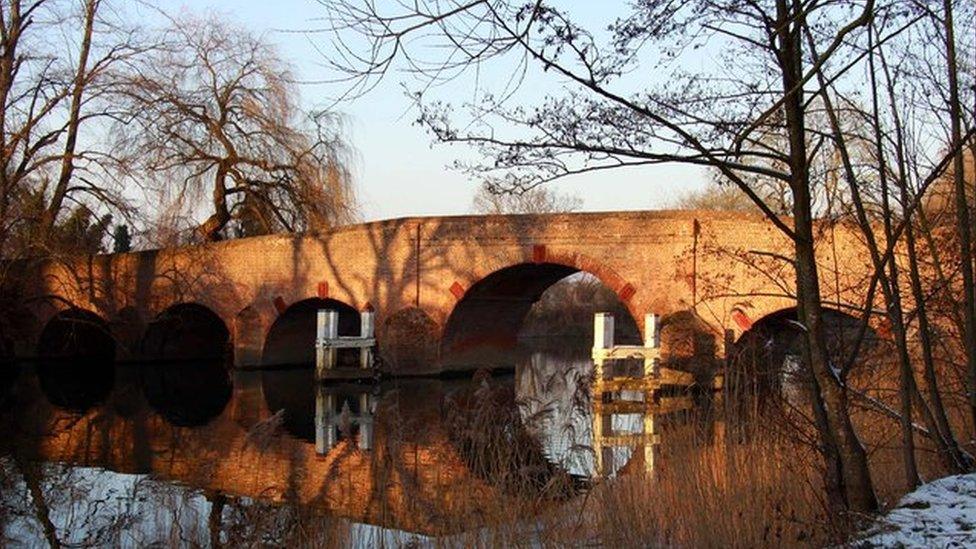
[591,384,695,477]
[592,383,659,477]
[591,313,694,477]
[314,384,377,455]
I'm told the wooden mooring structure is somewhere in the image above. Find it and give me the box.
[314,309,376,380]
[310,307,705,475]
[591,312,696,477]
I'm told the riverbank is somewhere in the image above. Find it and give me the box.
[856,473,976,547]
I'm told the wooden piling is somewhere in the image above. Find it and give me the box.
[593,313,614,380]
[315,387,336,455]
[358,393,373,450]
[590,311,696,478]
[360,311,375,370]
[643,313,660,378]
[314,388,375,455]
[314,308,376,381]
[316,310,339,378]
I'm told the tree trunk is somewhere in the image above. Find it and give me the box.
[943,0,976,432]
[881,22,970,471]
[13,453,61,549]
[208,491,226,548]
[198,165,232,242]
[38,0,99,246]
[873,85,920,487]
[908,223,968,462]
[810,25,927,485]
[0,1,25,254]
[883,260,922,488]
[779,0,876,512]
[794,215,878,512]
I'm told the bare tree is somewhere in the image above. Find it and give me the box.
[0,0,148,257]
[939,0,976,433]
[320,0,901,512]
[471,183,581,214]
[817,1,976,481]
[0,0,59,254]
[114,14,357,243]
[37,0,100,245]
[670,184,764,213]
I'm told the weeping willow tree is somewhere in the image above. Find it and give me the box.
[115,14,358,243]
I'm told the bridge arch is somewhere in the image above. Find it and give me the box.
[262,297,361,367]
[728,306,879,397]
[141,302,230,361]
[441,260,641,366]
[36,307,115,411]
[37,307,116,360]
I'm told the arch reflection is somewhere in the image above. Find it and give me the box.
[262,368,377,448]
[261,368,317,441]
[37,357,114,412]
[0,361,17,411]
[142,360,232,427]
[448,374,577,496]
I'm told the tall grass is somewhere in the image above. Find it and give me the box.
[581,424,834,547]
[427,394,838,548]
[422,360,972,548]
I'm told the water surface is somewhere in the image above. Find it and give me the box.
[0,343,707,546]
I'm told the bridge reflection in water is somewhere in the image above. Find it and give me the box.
[0,346,714,541]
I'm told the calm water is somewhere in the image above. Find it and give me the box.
[0,343,709,547]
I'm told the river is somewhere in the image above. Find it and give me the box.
[0,341,717,547]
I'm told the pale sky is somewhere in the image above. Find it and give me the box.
[161,0,708,221]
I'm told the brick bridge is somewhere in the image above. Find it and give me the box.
[6,210,873,374]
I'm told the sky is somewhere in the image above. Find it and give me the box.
[159,0,708,222]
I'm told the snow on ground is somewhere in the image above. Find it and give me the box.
[856,474,976,548]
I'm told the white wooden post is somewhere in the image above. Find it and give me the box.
[316,310,339,378]
[315,388,336,455]
[643,409,658,476]
[592,410,614,478]
[360,310,375,369]
[357,393,373,450]
[315,310,326,376]
[593,313,614,381]
[644,313,661,378]
[594,313,615,349]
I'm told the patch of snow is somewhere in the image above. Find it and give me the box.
[785,319,808,332]
[829,361,842,383]
[856,474,976,548]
